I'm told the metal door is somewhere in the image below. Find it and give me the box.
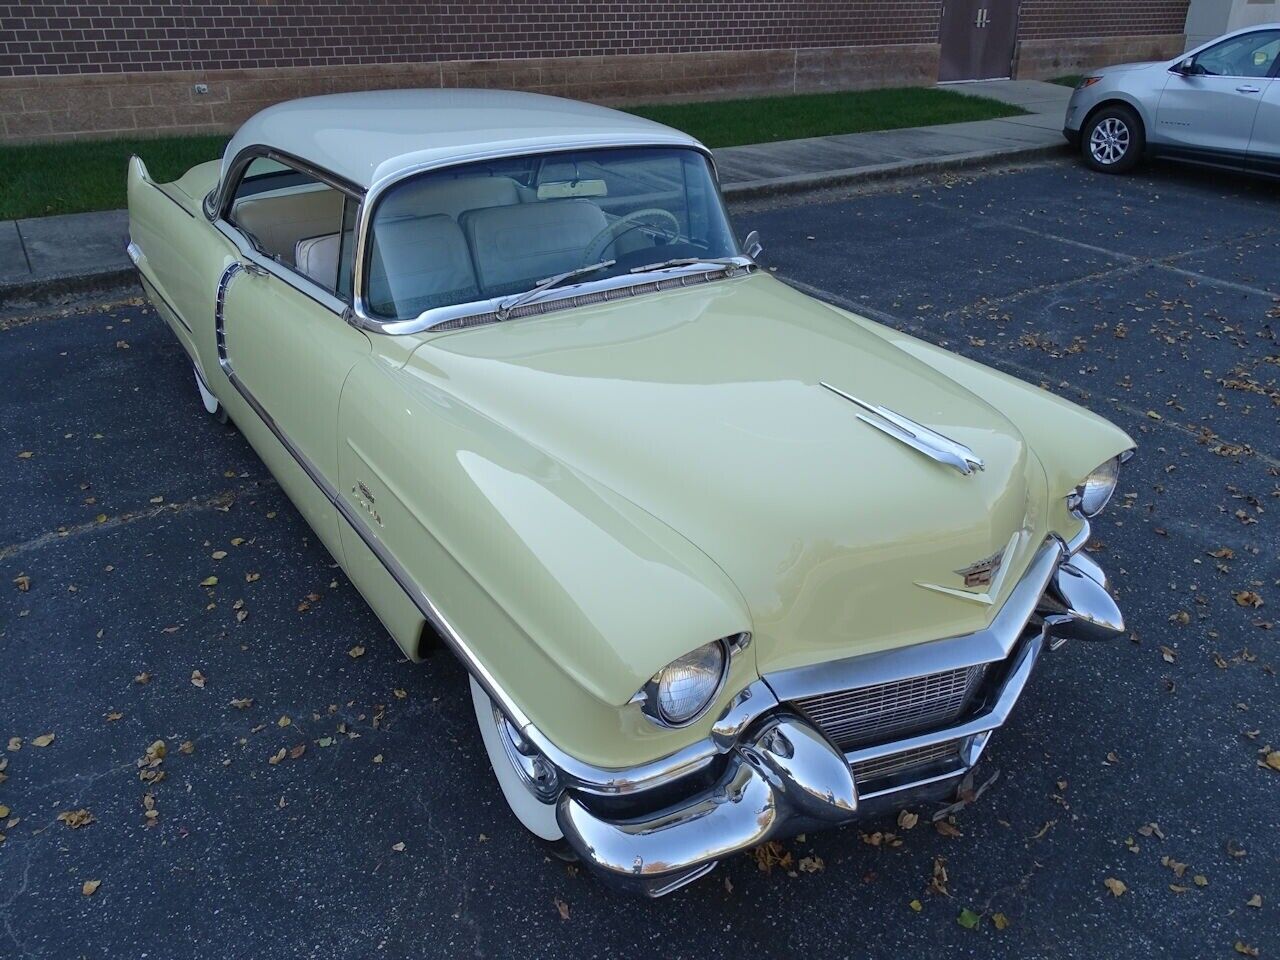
[939,0,1020,83]
[1245,77,1280,175]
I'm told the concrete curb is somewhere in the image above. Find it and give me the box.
[0,266,139,315]
[721,141,1069,200]
[0,141,1069,312]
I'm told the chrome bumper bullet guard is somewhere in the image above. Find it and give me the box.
[555,531,1124,896]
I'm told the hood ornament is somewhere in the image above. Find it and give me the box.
[819,382,984,476]
[916,533,1021,605]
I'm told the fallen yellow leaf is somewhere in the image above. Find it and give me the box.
[30,733,55,748]
[1104,877,1127,897]
[82,879,101,896]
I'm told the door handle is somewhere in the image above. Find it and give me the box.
[1236,85,1261,93]
[975,7,989,27]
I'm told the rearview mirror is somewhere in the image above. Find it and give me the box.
[1173,56,1196,75]
[743,229,763,261]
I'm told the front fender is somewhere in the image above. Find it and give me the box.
[336,350,754,768]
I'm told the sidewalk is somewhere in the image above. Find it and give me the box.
[0,79,1070,307]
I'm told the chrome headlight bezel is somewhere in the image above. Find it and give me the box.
[634,634,748,728]
[1067,451,1131,518]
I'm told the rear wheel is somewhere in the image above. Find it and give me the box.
[1082,105,1143,174]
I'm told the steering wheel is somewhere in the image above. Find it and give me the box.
[582,208,681,266]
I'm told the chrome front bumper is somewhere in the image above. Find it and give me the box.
[554,530,1124,896]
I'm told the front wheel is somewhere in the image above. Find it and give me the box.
[1081,106,1143,174]
[468,677,565,843]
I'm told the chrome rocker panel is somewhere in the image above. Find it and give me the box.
[554,531,1124,896]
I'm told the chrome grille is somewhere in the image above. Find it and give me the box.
[853,740,962,785]
[792,664,986,751]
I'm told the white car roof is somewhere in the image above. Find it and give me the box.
[220,89,704,191]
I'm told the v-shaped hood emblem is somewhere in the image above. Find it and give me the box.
[819,381,985,476]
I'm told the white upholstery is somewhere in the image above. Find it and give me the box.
[460,198,609,293]
[366,214,478,316]
[232,184,343,266]
[294,233,342,289]
[379,175,522,222]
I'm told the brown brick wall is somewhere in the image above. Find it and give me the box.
[0,43,941,141]
[1015,1,1189,41]
[0,2,941,77]
[0,2,1190,143]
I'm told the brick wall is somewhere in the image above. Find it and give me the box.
[0,2,940,77]
[1016,0,1190,41]
[1013,0,1189,79]
[0,2,1188,142]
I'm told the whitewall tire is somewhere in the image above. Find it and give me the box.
[469,676,563,842]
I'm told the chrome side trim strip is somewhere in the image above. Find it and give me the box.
[764,539,1063,705]
[212,261,717,795]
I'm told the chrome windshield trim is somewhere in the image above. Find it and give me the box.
[346,257,758,336]
[763,537,1064,705]
[347,140,733,335]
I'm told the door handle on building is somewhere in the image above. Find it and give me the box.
[975,8,989,27]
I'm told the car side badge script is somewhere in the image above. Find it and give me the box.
[819,381,985,476]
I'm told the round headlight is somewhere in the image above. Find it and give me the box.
[650,641,727,726]
[1075,456,1121,517]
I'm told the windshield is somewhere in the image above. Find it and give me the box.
[363,146,740,321]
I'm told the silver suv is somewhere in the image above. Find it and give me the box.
[1064,24,1280,176]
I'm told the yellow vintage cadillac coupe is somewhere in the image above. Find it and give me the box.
[128,89,1134,896]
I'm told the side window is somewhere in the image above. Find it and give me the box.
[1194,30,1280,78]
[228,157,354,299]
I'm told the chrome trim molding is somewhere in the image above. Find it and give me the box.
[819,381,985,476]
[347,257,758,336]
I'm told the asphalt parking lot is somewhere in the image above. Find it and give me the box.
[2,157,1277,959]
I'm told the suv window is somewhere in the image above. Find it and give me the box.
[1192,29,1280,78]
[228,157,357,299]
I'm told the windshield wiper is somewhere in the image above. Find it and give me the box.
[628,255,745,274]
[495,259,615,320]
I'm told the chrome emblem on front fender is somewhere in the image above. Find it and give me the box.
[916,532,1021,605]
[955,548,1006,588]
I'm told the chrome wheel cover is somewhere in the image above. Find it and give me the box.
[1089,117,1130,165]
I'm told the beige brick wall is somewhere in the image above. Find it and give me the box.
[1013,33,1186,79]
[1,45,940,144]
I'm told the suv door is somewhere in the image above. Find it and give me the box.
[1245,53,1280,176]
[1155,28,1280,161]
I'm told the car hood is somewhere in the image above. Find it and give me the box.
[408,273,1051,678]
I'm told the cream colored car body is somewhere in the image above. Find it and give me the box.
[128,90,1132,890]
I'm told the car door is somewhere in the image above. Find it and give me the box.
[213,154,369,562]
[1245,54,1280,175]
[1156,28,1280,161]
